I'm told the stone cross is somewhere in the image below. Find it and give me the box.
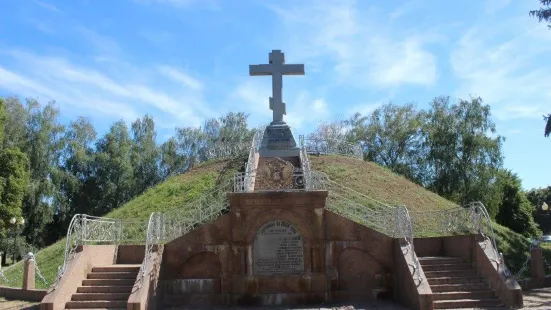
[249,50,305,124]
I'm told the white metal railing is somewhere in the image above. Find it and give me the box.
[409,202,504,273]
[299,135,363,159]
[396,206,421,283]
[55,214,147,289]
[233,167,327,193]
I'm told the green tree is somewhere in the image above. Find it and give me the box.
[495,170,540,237]
[1,97,29,150]
[47,117,97,242]
[18,99,65,247]
[526,186,551,234]
[160,137,186,178]
[349,103,427,184]
[0,149,30,225]
[0,98,5,147]
[530,0,551,29]
[424,96,504,215]
[94,120,134,214]
[130,115,161,195]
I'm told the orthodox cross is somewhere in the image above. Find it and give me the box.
[249,50,305,124]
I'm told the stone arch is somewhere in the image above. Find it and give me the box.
[244,208,313,245]
[179,251,221,279]
[337,247,386,292]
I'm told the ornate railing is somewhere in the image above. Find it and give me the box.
[233,167,327,193]
[138,212,162,288]
[396,206,421,282]
[55,214,148,289]
[299,135,363,160]
[323,178,398,237]
[409,202,504,272]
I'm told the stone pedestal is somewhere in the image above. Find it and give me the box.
[531,247,545,287]
[23,258,35,290]
[258,123,300,157]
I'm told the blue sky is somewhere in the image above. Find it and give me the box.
[0,0,550,190]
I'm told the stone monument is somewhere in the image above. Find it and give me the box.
[249,50,304,157]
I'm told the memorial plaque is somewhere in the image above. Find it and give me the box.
[253,220,305,275]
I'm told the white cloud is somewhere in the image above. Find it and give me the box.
[0,49,210,126]
[266,0,439,89]
[450,17,551,121]
[34,0,61,12]
[158,66,204,91]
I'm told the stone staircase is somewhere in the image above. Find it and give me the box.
[419,256,503,309]
[64,264,140,310]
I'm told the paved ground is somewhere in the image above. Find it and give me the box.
[2,289,551,310]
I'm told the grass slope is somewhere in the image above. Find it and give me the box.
[311,155,551,277]
[1,155,548,288]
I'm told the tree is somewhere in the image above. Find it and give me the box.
[0,98,5,148]
[530,0,551,29]
[0,149,30,226]
[1,97,29,150]
[348,103,427,184]
[495,170,540,237]
[526,186,551,234]
[94,120,134,214]
[46,117,97,243]
[130,115,160,195]
[19,99,65,247]
[160,137,186,178]
[423,96,504,214]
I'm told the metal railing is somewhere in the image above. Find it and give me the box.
[55,214,148,289]
[396,206,421,282]
[233,167,327,193]
[409,202,503,272]
[299,135,363,160]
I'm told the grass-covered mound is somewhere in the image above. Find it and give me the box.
[0,154,547,288]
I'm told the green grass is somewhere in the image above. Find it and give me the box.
[0,154,546,288]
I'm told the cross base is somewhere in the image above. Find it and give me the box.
[258,123,300,158]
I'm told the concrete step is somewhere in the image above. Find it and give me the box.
[71,293,130,301]
[77,286,133,293]
[87,272,137,279]
[430,283,489,292]
[422,263,473,272]
[82,279,135,286]
[65,300,127,309]
[92,265,140,273]
[418,256,464,265]
[427,276,485,285]
[424,269,478,278]
[433,298,503,309]
[432,290,495,301]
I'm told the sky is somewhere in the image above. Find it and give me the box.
[0,0,550,190]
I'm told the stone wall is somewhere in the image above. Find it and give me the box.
[158,190,400,307]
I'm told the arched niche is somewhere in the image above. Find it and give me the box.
[337,247,386,292]
[178,251,221,279]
